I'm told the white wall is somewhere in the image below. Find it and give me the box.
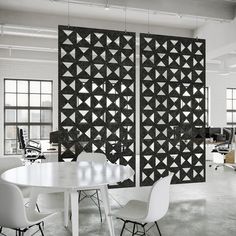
[206,71,236,127]
[196,20,236,60]
[197,19,236,128]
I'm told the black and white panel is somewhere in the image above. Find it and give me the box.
[140,33,205,186]
[58,25,136,188]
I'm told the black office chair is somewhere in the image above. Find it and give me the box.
[209,128,234,170]
[17,127,45,162]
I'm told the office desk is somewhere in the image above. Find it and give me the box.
[205,141,227,161]
[1,162,134,236]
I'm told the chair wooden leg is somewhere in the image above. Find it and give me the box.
[39,223,44,236]
[96,190,102,223]
[132,223,136,236]
[155,221,162,236]
[120,221,126,236]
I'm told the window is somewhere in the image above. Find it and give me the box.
[226,88,236,126]
[4,79,53,155]
[205,87,209,126]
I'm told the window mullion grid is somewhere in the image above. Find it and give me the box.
[28,80,30,140]
[4,79,53,155]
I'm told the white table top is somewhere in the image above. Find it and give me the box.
[1,162,134,189]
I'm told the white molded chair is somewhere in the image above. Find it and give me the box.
[0,157,39,234]
[113,174,173,236]
[0,157,23,175]
[0,182,55,236]
[0,157,31,200]
[76,152,107,222]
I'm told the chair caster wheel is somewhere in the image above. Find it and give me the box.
[209,165,212,167]
[215,168,218,170]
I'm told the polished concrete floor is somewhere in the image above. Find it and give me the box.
[2,161,236,236]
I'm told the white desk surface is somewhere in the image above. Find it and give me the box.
[1,162,134,189]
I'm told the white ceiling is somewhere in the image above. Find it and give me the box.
[0,0,235,30]
[0,0,236,75]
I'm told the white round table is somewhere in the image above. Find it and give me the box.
[1,161,134,236]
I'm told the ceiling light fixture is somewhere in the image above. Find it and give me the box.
[1,24,3,35]
[0,24,57,38]
[50,0,231,24]
[0,44,57,53]
[124,7,127,32]
[219,67,230,76]
[229,64,236,68]
[218,60,231,76]
[219,72,230,76]
[147,9,150,34]
[105,0,110,10]
[67,0,70,26]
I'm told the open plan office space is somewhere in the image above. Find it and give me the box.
[0,0,236,236]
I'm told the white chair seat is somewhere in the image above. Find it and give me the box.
[114,200,147,222]
[26,208,52,225]
[112,174,174,236]
[0,182,56,235]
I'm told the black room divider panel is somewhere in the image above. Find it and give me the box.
[140,33,205,186]
[58,25,136,188]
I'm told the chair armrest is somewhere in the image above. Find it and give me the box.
[28,140,41,148]
[25,145,42,153]
[215,142,229,148]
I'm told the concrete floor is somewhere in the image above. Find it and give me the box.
[2,161,236,236]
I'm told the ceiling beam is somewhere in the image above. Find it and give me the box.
[0,48,56,61]
[0,35,57,48]
[0,9,192,36]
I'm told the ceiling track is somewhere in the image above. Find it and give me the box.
[50,0,233,23]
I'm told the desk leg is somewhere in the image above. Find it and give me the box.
[64,191,70,227]
[100,185,115,236]
[70,190,79,236]
[28,187,39,212]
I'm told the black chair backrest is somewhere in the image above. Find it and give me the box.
[17,128,26,149]
[224,128,233,148]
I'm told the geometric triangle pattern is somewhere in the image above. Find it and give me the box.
[140,33,205,186]
[59,25,136,188]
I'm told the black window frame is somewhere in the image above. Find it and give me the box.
[205,86,209,127]
[226,87,236,127]
[4,78,53,155]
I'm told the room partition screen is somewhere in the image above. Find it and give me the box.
[140,34,205,185]
[58,25,136,188]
